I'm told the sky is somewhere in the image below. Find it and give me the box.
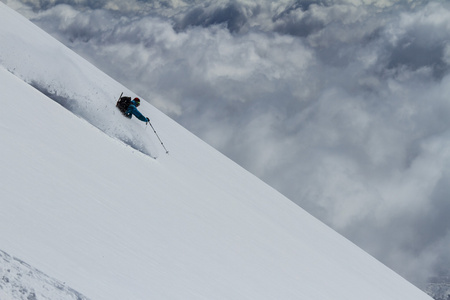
[4,0,450,289]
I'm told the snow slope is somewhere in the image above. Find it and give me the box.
[0,249,90,300]
[0,3,432,300]
[0,1,157,158]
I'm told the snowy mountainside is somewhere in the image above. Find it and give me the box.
[0,249,90,300]
[0,2,157,157]
[426,274,450,300]
[0,3,433,300]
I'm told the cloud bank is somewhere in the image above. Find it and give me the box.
[6,0,450,289]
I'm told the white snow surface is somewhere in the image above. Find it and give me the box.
[0,249,90,300]
[0,3,432,300]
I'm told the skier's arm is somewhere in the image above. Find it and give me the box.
[129,106,149,122]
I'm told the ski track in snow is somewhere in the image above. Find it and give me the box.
[27,78,159,159]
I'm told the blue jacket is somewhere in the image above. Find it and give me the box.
[126,100,148,122]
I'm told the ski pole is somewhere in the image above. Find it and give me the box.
[148,121,169,154]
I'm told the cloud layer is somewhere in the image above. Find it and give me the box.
[7,0,450,289]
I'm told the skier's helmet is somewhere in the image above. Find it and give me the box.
[134,97,140,107]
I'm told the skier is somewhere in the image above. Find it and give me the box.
[116,93,169,154]
[121,97,150,123]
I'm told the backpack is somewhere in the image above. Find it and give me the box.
[116,96,132,114]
